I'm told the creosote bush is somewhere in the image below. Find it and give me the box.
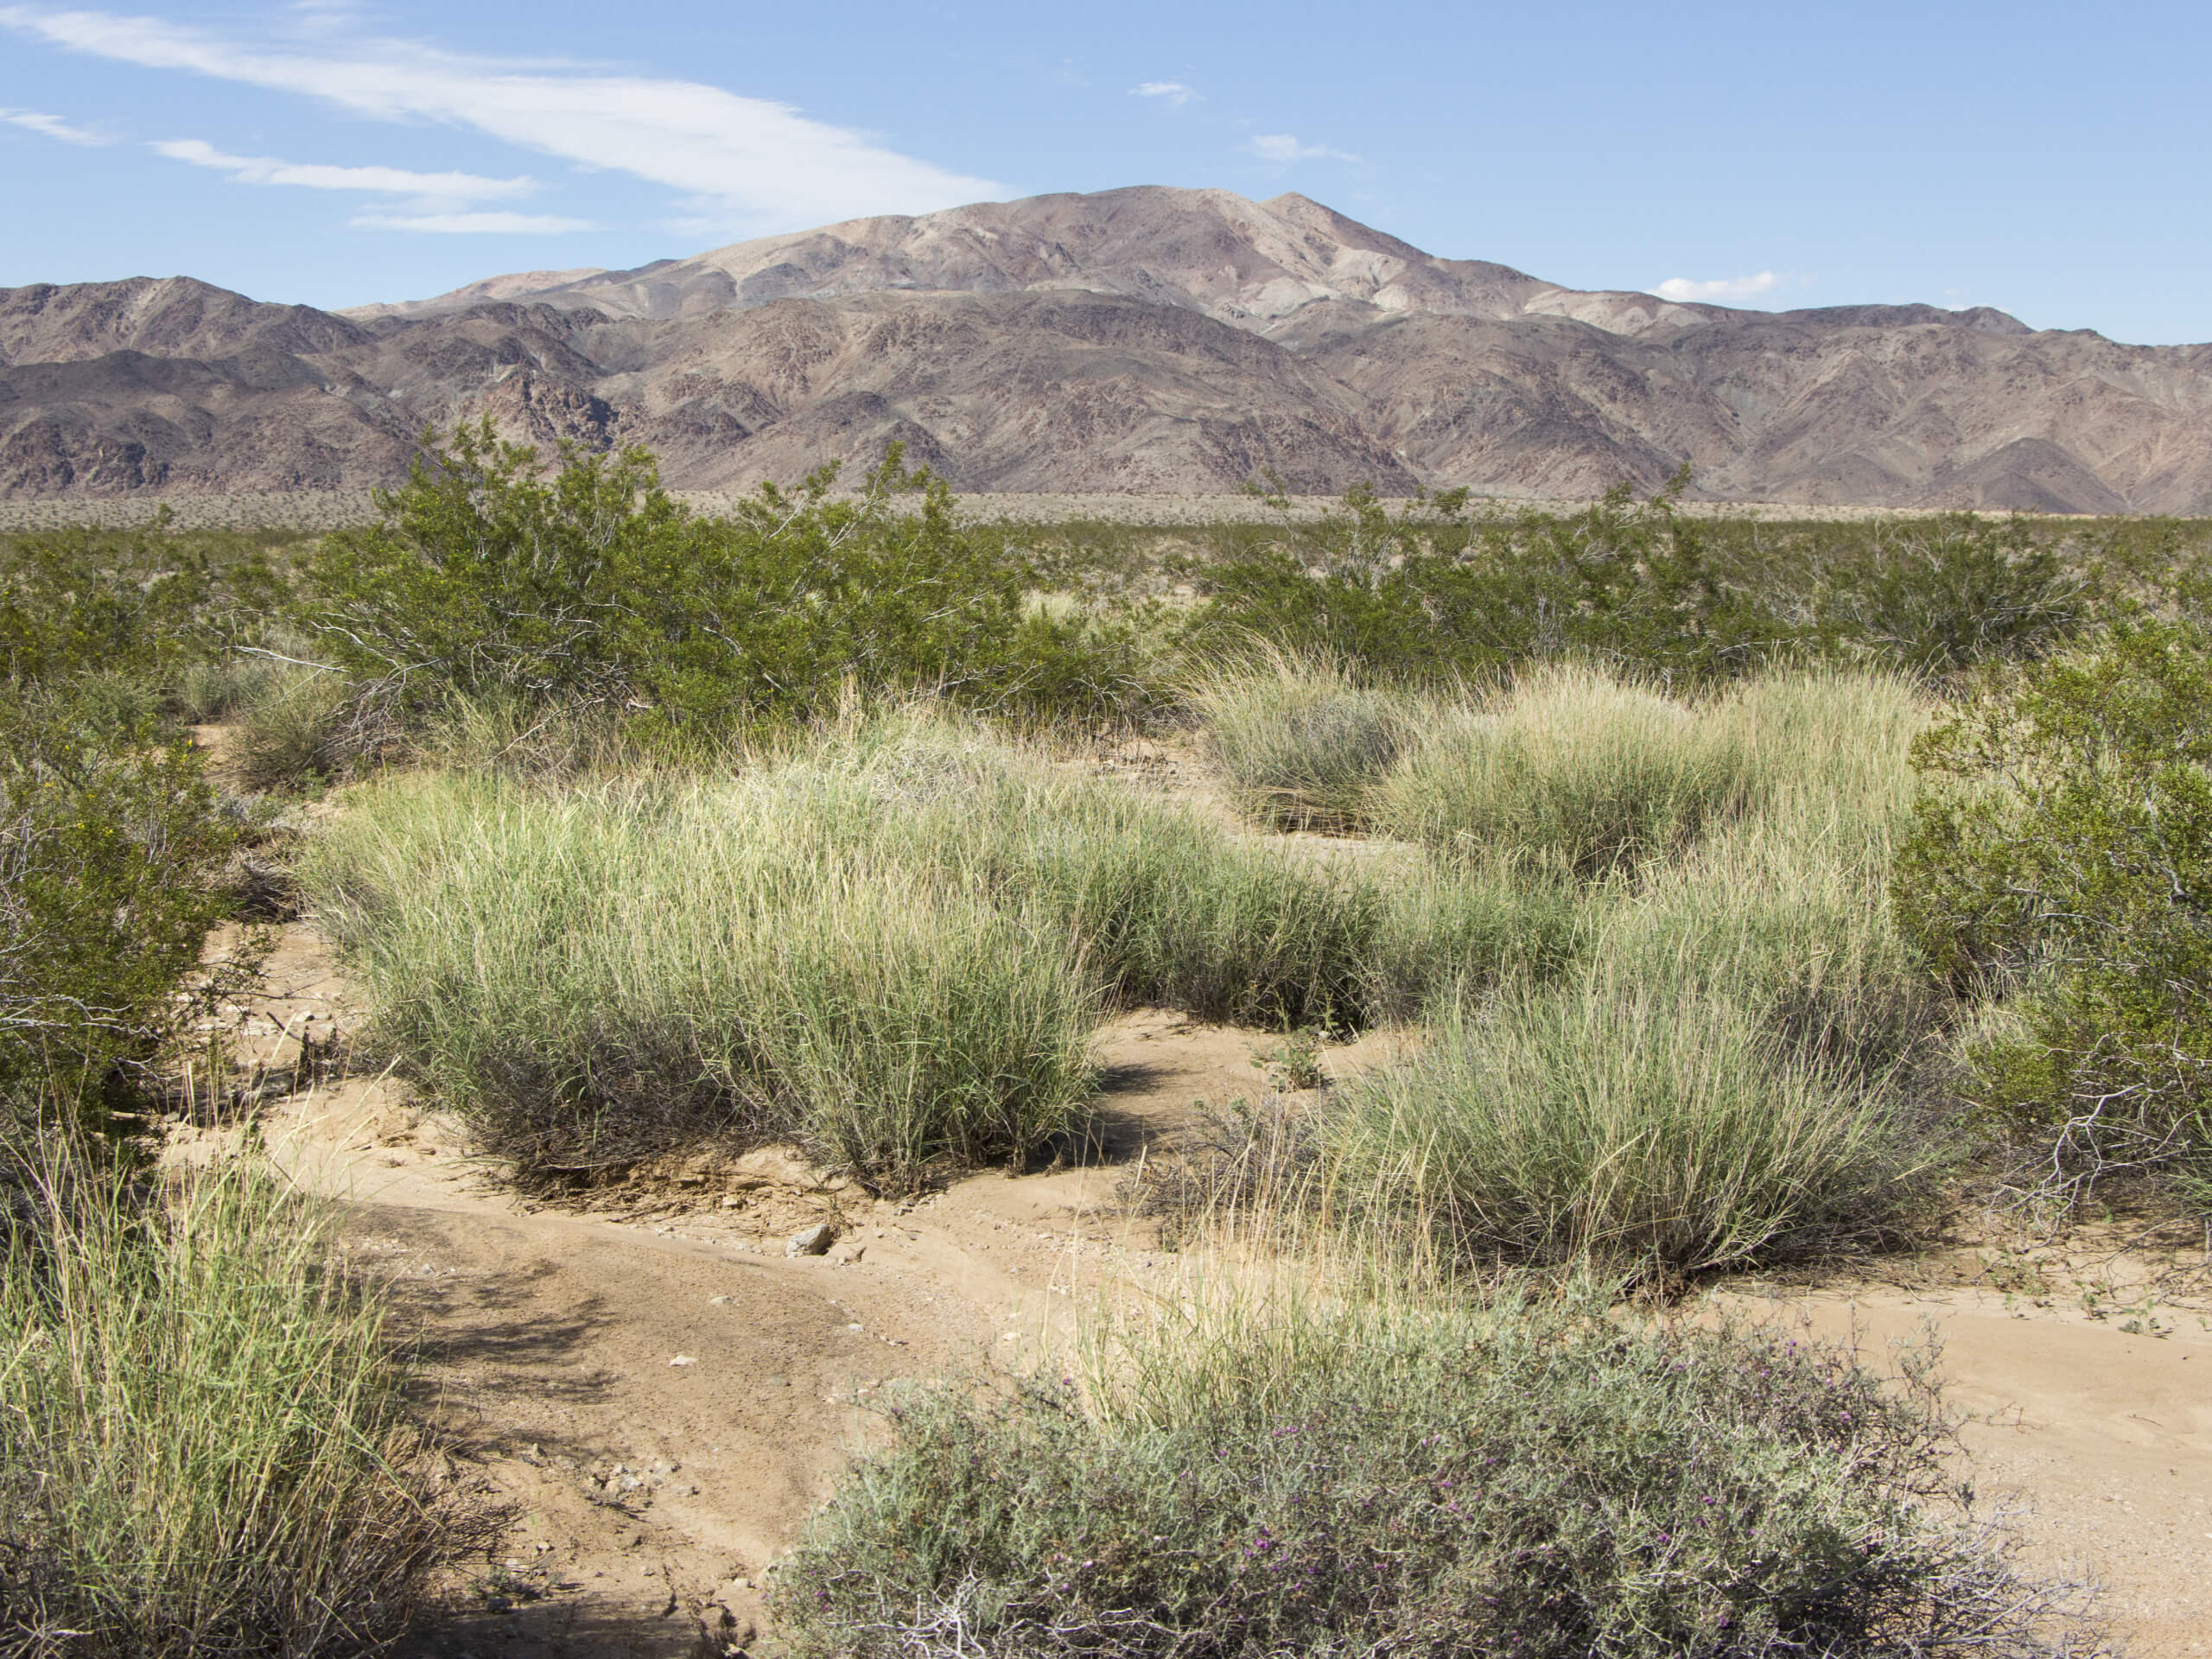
[302,424,1159,739]
[0,690,252,1123]
[0,1136,452,1657]
[1895,620,2212,1208]
[782,1287,2078,1659]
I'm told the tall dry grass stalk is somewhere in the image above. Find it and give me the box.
[1192,654,1410,832]
[0,1137,451,1657]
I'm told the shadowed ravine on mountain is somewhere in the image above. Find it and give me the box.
[5,185,2211,511]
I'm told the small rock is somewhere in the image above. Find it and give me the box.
[669,1354,699,1367]
[786,1224,836,1257]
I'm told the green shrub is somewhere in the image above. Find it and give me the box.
[0,516,292,709]
[0,1137,449,1656]
[305,425,1160,734]
[1194,659,1408,831]
[1179,476,1791,685]
[782,1288,2075,1659]
[0,690,251,1122]
[1893,621,2212,1206]
[1815,516,2086,674]
[1325,976,1929,1275]
[1372,665,1764,880]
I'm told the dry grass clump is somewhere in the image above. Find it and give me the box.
[1189,662,1943,1278]
[1194,658,1408,832]
[1371,664,1767,879]
[303,766,1099,1185]
[0,1138,451,1656]
[302,715,1581,1187]
[232,666,354,791]
[1325,976,1934,1275]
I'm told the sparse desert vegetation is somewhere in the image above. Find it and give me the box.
[3,435,2209,1656]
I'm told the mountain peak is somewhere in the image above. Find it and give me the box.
[11,187,2205,515]
[339,186,1694,339]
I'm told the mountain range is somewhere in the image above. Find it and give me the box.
[4,186,2209,512]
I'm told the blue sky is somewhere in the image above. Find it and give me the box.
[2,1,2208,341]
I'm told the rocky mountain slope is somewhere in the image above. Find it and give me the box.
[6,186,2209,510]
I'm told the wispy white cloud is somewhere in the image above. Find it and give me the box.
[0,105,108,143]
[1653,270,1781,303]
[1130,80,1198,106]
[152,137,535,200]
[1247,132,1357,163]
[351,210,595,234]
[0,5,1006,234]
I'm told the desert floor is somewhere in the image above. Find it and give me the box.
[156,905,2209,1659]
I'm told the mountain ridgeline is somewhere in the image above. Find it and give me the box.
[4,186,2209,512]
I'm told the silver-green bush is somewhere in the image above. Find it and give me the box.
[782,1288,2078,1659]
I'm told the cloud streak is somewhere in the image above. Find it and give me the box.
[152,137,536,200]
[0,105,107,143]
[1653,270,1781,303]
[1130,80,1198,106]
[0,6,1006,233]
[1247,132,1357,163]
[350,210,596,234]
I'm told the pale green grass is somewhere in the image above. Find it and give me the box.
[1371,664,1765,878]
[1193,657,1408,831]
[1325,976,1933,1274]
[305,767,1099,1184]
[0,1139,445,1656]
[302,714,1567,1185]
[1312,664,1941,1274]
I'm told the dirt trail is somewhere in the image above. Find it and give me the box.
[1740,1290,2212,1656]
[197,925,1287,1657]
[190,921,2212,1658]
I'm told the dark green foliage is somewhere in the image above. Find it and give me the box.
[1894,622,2212,1205]
[0,512,291,718]
[305,423,1159,734]
[1810,516,2086,673]
[783,1300,2072,1659]
[1179,474,1791,686]
[0,691,251,1122]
